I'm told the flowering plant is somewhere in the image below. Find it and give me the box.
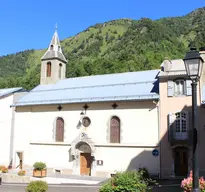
[181,171,205,192]
[18,170,26,176]
[1,167,8,173]
[0,165,6,172]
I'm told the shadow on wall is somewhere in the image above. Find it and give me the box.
[125,104,205,179]
[127,149,159,177]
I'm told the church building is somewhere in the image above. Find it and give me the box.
[11,29,160,177]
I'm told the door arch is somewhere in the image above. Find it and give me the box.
[76,142,92,176]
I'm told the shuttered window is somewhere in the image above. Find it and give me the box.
[47,62,51,77]
[110,116,120,143]
[55,117,64,142]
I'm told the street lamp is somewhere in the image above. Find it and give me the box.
[183,47,204,192]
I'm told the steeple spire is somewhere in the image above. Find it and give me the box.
[41,26,67,63]
[40,26,67,85]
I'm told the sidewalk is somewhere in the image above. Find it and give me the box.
[1,169,109,185]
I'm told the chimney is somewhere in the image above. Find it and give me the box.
[162,57,172,72]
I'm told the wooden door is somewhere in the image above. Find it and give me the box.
[174,147,188,176]
[80,153,91,175]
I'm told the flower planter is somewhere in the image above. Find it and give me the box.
[33,169,47,178]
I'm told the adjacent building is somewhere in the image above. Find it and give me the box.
[0,87,27,168]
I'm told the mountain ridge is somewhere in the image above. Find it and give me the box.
[0,7,205,90]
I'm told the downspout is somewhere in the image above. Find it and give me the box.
[157,100,161,179]
[9,96,16,169]
[153,99,161,179]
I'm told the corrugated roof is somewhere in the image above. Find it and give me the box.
[13,70,160,106]
[0,87,23,98]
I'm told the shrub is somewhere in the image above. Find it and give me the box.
[0,165,6,171]
[18,170,26,176]
[1,167,8,173]
[181,170,205,192]
[33,162,46,171]
[26,180,48,192]
[99,170,148,192]
[138,167,157,186]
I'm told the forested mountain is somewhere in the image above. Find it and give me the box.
[0,7,205,90]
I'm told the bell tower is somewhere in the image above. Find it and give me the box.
[40,26,67,85]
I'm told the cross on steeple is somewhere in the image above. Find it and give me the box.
[55,23,58,31]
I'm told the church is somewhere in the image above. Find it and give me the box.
[1,29,205,178]
[9,29,160,177]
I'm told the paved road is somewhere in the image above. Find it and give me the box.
[0,184,183,192]
[0,184,100,192]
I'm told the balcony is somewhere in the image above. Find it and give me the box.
[169,129,192,146]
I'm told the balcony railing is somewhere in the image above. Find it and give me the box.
[173,132,188,140]
[169,129,191,146]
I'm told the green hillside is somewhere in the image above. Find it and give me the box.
[0,7,205,90]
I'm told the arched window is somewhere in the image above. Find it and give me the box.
[59,63,62,78]
[174,112,188,140]
[46,62,51,77]
[55,117,64,142]
[110,116,120,143]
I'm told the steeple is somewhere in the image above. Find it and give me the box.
[40,27,67,85]
[41,27,67,63]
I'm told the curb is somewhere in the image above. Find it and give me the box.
[1,183,101,187]
[152,184,180,187]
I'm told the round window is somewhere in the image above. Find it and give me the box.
[82,117,91,127]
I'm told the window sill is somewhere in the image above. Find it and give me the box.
[173,94,187,97]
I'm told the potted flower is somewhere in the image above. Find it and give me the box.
[33,162,47,178]
[18,170,26,176]
[1,167,8,173]
[0,165,6,173]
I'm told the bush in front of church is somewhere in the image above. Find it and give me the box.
[99,170,148,192]
[25,180,48,192]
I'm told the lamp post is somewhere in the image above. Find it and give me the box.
[183,48,204,192]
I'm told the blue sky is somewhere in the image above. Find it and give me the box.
[0,0,205,56]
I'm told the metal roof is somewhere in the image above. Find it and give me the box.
[0,87,23,98]
[13,70,160,106]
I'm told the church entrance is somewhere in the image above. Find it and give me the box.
[76,142,92,176]
[80,153,91,175]
[174,147,188,176]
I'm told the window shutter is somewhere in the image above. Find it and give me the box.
[167,80,174,97]
[56,118,64,142]
[168,113,176,141]
[168,113,173,141]
[110,116,120,143]
[186,80,192,96]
